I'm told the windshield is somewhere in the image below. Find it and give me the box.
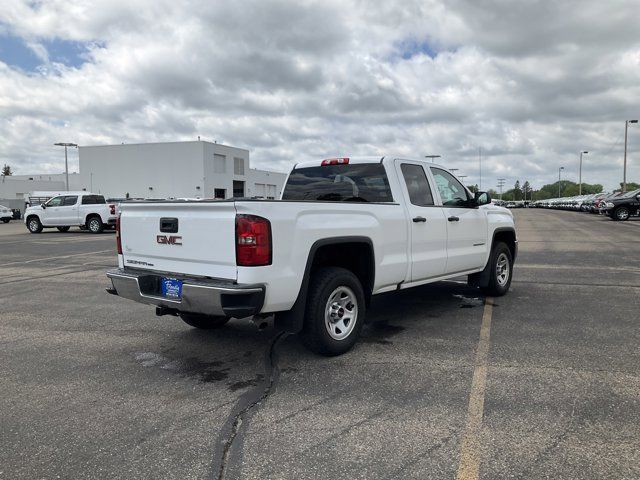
[282,163,394,202]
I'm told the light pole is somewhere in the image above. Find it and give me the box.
[623,120,638,193]
[579,151,588,196]
[425,155,441,163]
[54,142,78,191]
[558,166,564,198]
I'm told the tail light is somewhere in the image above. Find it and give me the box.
[116,215,122,254]
[109,204,116,215]
[236,215,271,266]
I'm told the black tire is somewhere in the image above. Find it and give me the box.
[180,313,230,329]
[613,207,630,221]
[57,226,70,232]
[480,242,513,297]
[1,218,9,223]
[86,216,104,233]
[301,267,366,356]
[27,216,43,233]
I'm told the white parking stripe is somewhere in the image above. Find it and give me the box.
[0,249,114,267]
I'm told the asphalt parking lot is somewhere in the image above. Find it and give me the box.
[1,211,639,480]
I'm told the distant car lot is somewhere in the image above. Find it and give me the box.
[1,211,639,479]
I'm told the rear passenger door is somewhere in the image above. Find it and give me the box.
[395,160,448,281]
[429,167,488,273]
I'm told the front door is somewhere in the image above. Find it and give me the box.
[429,167,488,273]
[395,161,448,282]
[57,195,79,225]
[41,195,64,226]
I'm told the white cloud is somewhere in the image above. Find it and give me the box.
[0,0,639,191]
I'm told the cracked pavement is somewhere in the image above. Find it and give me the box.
[0,210,639,479]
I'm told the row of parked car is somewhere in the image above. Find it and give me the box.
[531,189,640,220]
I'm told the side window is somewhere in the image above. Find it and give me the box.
[46,196,64,207]
[63,196,78,206]
[430,168,470,207]
[82,195,96,205]
[400,164,434,206]
[234,157,245,175]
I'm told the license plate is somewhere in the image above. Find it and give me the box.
[161,278,183,299]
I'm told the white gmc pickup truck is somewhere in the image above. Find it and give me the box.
[107,157,517,355]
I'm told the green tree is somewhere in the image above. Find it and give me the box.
[467,184,479,193]
[619,182,640,192]
[513,180,522,201]
[522,181,531,200]
[1,164,12,176]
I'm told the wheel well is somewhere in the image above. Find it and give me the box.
[85,213,101,225]
[310,241,374,301]
[26,214,39,223]
[493,229,516,259]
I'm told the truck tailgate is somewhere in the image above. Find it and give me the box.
[119,202,237,280]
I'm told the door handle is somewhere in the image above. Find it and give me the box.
[412,216,427,223]
[448,216,460,222]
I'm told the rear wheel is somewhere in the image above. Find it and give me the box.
[87,216,104,233]
[57,226,70,232]
[1,218,9,223]
[302,267,366,356]
[180,313,230,329]
[27,217,43,233]
[613,207,630,221]
[480,242,513,297]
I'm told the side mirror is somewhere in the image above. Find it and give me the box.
[41,204,46,209]
[474,191,491,206]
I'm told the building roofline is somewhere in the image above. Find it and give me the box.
[78,140,249,152]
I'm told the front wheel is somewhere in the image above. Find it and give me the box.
[57,226,70,232]
[27,217,43,233]
[302,267,366,356]
[480,242,513,297]
[1,218,9,223]
[180,313,230,329]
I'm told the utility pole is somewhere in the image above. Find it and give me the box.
[623,120,638,193]
[478,147,482,190]
[497,178,506,200]
[579,151,588,195]
[54,142,78,191]
[558,166,564,198]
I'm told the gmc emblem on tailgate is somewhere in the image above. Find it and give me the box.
[157,235,182,245]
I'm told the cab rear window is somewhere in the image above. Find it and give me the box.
[282,163,393,203]
[82,195,106,205]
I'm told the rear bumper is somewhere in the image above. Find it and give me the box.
[106,268,265,318]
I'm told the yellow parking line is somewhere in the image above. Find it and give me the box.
[456,297,494,480]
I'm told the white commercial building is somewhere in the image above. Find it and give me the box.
[78,141,287,200]
[0,173,81,200]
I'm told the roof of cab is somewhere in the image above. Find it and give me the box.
[294,156,446,169]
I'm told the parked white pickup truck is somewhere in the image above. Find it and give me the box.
[107,157,517,355]
[25,192,118,234]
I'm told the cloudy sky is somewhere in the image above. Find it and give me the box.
[1,0,639,191]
